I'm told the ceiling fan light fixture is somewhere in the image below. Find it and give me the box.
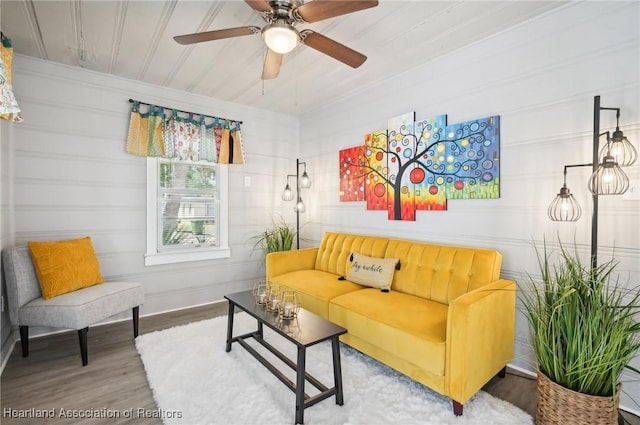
[262,21,299,54]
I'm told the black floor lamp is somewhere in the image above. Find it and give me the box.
[281,158,311,249]
[548,95,637,269]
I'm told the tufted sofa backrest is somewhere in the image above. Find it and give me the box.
[315,232,389,277]
[384,239,503,305]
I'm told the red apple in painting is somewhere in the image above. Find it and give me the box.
[409,168,425,184]
[374,183,386,198]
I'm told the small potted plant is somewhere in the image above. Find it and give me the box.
[250,216,295,259]
[521,242,640,424]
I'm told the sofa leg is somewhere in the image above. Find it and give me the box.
[78,327,89,366]
[452,400,463,416]
[132,306,139,338]
[19,326,29,357]
[498,366,507,378]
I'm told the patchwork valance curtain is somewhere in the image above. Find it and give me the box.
[0,33,23,123]
[126,100,245,164]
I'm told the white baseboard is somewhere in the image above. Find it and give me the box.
[0,338,16,376]
[506,362,537,378]
[138,297,227,318]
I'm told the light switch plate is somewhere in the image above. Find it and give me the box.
[622,182,640,201]
[244,176,251,187]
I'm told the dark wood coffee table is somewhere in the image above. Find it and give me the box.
[224,290,347,424]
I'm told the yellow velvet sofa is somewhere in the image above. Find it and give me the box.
[266,232,516,416]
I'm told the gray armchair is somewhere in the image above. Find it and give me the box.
[2,246,144,366]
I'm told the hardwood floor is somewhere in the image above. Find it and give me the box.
[1,301,638,424]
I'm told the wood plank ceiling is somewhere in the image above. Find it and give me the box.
[1,0,567,115]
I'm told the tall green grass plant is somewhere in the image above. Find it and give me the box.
[521,243,640,397]
[250,216,295,258]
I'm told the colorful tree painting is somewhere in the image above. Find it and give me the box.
[340,111,500,221]
[339,146,366,202]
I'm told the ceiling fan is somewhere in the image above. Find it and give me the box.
[174,0,379,80]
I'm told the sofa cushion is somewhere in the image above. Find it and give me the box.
[346,252,399,291]
[329,288,448,376]
[19,281,144,330]
[269,269,364,319]
[314,232,389,277]
[27,237,104,300]
[384,239,502,304]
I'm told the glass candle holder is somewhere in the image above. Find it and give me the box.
[253,281,269,305]
[266,284,282,312]
[279,290,300,320]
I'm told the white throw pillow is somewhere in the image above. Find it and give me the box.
[346,252,399,291]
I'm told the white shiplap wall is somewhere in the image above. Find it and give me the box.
[298,1,640,412]
[0,118,16,369]
[0,0,17,370]
[9,54,299,331]
[2,0,640,413]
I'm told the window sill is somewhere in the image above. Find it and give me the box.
[144,246,231,266]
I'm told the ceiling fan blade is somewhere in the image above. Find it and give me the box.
[301,30,367,68]
[245,0,272,13]
[262,49,283,80]
[295,0,378,23]
[174,26,260,45]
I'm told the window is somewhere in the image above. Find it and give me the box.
[145,158,230,266]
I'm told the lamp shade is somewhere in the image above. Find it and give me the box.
[282,183,294,201]
[262,21,299,54]
[299,170,311,188]
[600,129,637,167]
[588,155,629,195]
[548,185,582,222]
[294,197,305,213]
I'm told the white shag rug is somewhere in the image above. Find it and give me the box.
[136,313,532,425]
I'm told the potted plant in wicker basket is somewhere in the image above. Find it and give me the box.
[521,243,640,425]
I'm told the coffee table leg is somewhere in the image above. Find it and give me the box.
[225,301,235,352]
[331,337,344,405]
[295,346,306,424]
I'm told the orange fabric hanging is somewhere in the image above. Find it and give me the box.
[126,106,149,156]
[231,128,245,164]
[217,123,245,164]
[0,33,22,122]
[146,108,165,157]
[218,128,231,164]
[125,100,244,164]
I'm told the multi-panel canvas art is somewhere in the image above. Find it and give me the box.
[340,111,500,221]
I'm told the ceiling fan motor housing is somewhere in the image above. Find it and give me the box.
[267,0,302,23]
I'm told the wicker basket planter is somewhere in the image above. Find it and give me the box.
[537,371,620,425]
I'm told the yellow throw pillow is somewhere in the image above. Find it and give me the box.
[27,237,104,300]
[346,252,399,291]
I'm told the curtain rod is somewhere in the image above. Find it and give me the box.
[128,98,242,125]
